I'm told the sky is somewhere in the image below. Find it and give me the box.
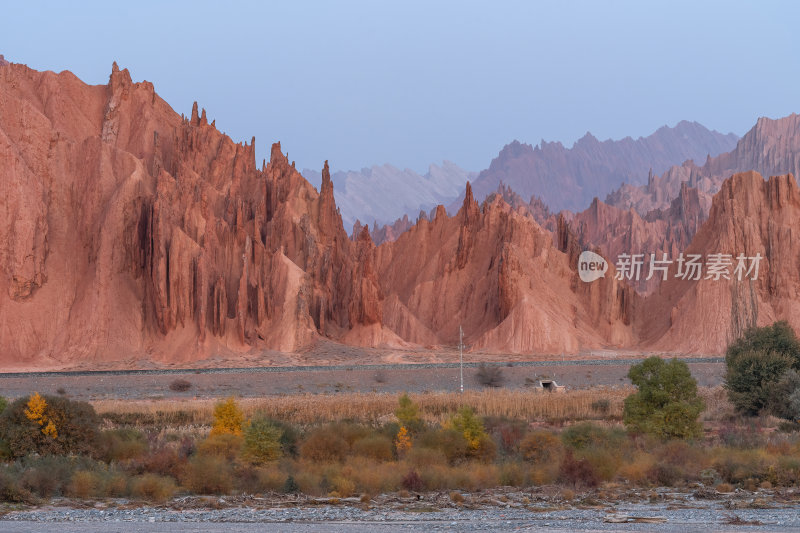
[2,1,798,174]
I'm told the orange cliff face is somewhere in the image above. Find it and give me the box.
[0,62,384,364]
[375,183,636,353]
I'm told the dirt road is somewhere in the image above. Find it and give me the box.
[0,359,724,401]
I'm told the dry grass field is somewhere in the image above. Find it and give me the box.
[91,386,731,428]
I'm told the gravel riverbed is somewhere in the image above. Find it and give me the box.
[2,488,800,532]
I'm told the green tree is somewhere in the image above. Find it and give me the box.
[725,321,800,415]
[766,369,800,421]
[395,393,424,434]
[727,350,793,415]
[446,406,495,461]
[726,321,800,362]
[623,357,704,440]
[242,416,284,464]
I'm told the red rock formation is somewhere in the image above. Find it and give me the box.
[365,214,414,245]
[374,183,635,353]
[563,182,706,294]
[0,62,388,365]
[638,171,800,353]
[489,182,552,227]
[2,62,798,366]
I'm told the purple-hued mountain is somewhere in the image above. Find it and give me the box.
[606,114,800,215]
[467,121,738,213]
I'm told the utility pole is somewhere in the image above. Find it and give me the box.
[459,325,464,393]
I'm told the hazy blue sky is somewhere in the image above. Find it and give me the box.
[3,1,797,173]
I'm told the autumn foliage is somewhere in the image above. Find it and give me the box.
[210,397,244,437]
[0,394,100,458]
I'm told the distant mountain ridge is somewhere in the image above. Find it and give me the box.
[302,161,476,228]
[466,121,738,213]
[606,114,800,215]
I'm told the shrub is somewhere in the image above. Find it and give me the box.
[580,447,622,482]
[0,394,101,458]
[269,419,300,457]
[0,469,34,503]
[520,431,564,464]
[182,455,233,494]
[395,394,424,434]
[475,364,504,388]
[561,422,625,450]
[654,439,707,480]
[243,417,283,464]
[250,467,286,492]
[766,369,800,421]
[617,453,657,485]
[16,456,80,497]
[719,422,765,449]
[68,470,102,499]
[560,449,599,488]
[472,434,497,463]
[104,472,129,497]
[330,475,356,496]
[335,422,372,447]
[406,446,448,468]
[726,322,800,416]
[282,475,300,494]
[293,470,323,495]
[98,428,149,462]
[716,482,734,493]
[352,435,393,461]
[466,463,500,490]
[712,449,768,484]
[0,396,7,415]
[484,416,526,456]
[196,433,243,461]
[169,379,192,392]
[498,462,526,486]
[647,462,681,487]
[300,426,349,462]
[129,473,176,502]
[133,447,185,479]
[623,357,704,439]
[348,459,405,494]
[210,397,244,436]
[401,469,424,491]
[419,428,469,464]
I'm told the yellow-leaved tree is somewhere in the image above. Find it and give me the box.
[24,392,57,439]
[395,426,412,455]
[211,397,244,436]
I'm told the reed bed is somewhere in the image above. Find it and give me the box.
[91,387,642,427]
